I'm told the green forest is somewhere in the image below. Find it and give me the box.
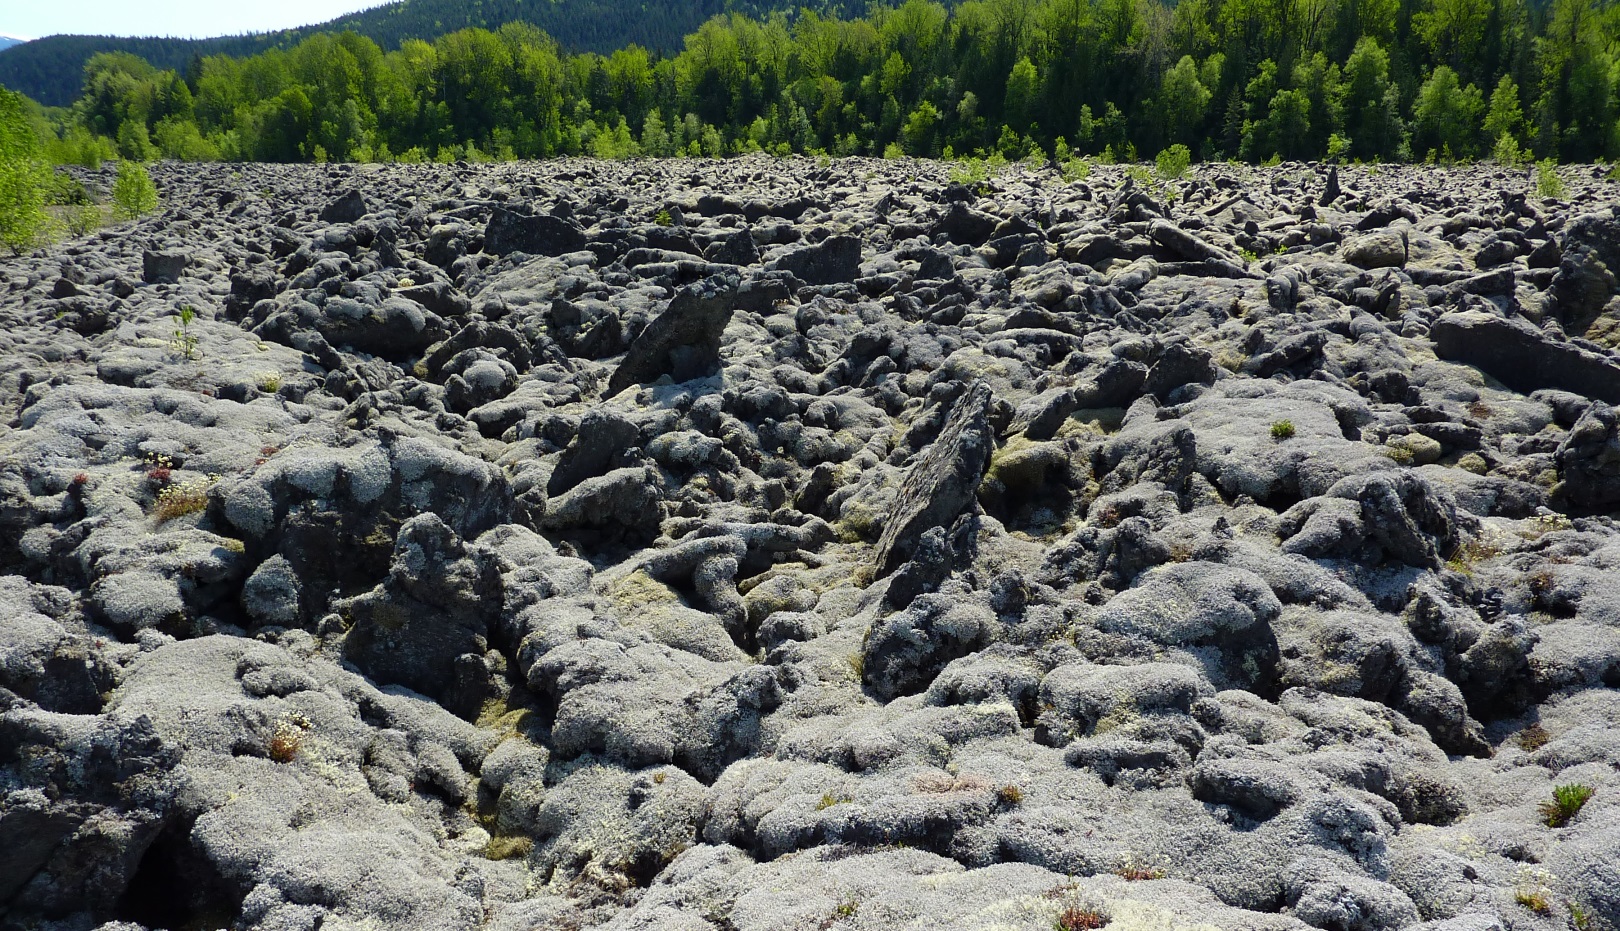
[0,0,821,107]
[7,0,1620,169]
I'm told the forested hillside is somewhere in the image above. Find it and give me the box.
[12,0,1620,166]
[0,0,826,106]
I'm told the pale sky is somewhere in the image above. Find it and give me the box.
[1,0,387,41]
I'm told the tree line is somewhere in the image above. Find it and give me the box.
[0,0,810,108]
[12,0,1620,168]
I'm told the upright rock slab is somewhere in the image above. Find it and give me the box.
[607,275,739,395]
[141,250,186,284]
[1550,208,1620,332]
[319,189,368,224]
[872,381,995,578]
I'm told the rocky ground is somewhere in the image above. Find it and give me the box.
[2,156,1620,931]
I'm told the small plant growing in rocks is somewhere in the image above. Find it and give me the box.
[172,305,199,360]
[257,372,282,393]
[1516,723,1550,751]
[997,784,1025,805]
[1538,783,1594,827]
[269,715,308,763]
[152,474,218,522]
[1513,867,1556,914]
[112,159,159,220]
[822,896,859,927]
[67,204,102,237]
[1060,157,1092,182]
[1115,854,1168,881]
[1154,144,1191,181]
[1055,904,1110,930]
[1269,420,1296,440]
[1535,159,1566,200]
[817,792,853,810]
[144,452,174,483]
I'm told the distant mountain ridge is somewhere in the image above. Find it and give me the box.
[0,36,25,51]
[0,0,830,107]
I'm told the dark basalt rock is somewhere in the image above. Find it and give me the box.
[1431,310,1620,404]
[6,159,1620,931]
[872,381,995,578]
[765,234,861,285]
[607,274,739,395]
[483,207,587,257]
[319,189,368,224]
[1555,402,1620,510]
[141,250,186,284]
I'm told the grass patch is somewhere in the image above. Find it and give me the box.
[817,792,854,811]
[484,835,534,861]
[1269,420,1296,441]
[1538,783,1595,827]
[1516,723,1550,751]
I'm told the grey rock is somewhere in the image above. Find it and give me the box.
[1343,230,1408,268]
[318,189,368,224]
[767,234,862,285]
[872,382,994,578]
[861,593,995,700]
[607,274,738,395]
[141,250,187,284]
[1555,402,1620,509]
[1550,208,1620,332]
[484,207,587,257]
[704,228,761,266]
[1431,310,1620,404]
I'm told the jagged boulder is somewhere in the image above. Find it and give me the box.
[872,382,995,578]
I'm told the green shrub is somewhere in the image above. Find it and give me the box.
[1538,783,1594,827]
[1270,420,1296,440]
[48,126,118,168]
[0,89,56,254]
[1060,157,1092,182]
[111,160,159,220]
[1493,133,1526,167]
[172,304,199,360]
[1326,133,1352,163]
[1535,159,1565,200]
[1155,144,1191,180]
[46,171,94,206]
[66,205,102,237]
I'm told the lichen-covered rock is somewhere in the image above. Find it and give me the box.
[5,158,1620,931]
[871,382,995,578]
[606,274,738,394]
